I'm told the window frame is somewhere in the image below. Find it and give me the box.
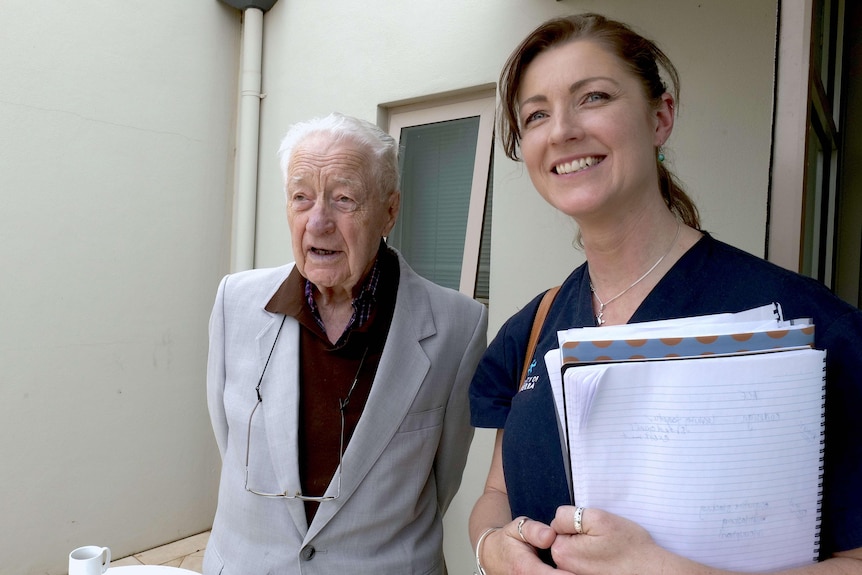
[383,89,496,298]
[770,0,844,286]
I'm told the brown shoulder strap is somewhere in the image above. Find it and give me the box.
[519,286,561,391]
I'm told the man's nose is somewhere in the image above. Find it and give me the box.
[306,198,336,233]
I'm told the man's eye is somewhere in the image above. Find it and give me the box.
[334,196,359,211]
[289,193,312,207]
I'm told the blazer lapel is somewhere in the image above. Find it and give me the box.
[305,259,435,540]
[256,312,309,537]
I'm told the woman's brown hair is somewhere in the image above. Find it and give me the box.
[499,13,700,229]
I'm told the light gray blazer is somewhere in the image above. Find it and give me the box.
[203,253,487,575]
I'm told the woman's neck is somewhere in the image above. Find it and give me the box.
[582,208,700,326]
[583,206,676,279]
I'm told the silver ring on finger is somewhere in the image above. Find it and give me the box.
[517,517,528,542]
[573,506,585,535]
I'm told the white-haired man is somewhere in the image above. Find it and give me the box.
[205,113,487,574]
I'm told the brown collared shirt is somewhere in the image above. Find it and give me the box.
[264,242,399,522]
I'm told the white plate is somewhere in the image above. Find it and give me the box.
[107,567,199,574]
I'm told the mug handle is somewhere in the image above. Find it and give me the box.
[99,547,111,573]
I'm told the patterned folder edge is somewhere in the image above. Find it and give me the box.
[560,326,815,364]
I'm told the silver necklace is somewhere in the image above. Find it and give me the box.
[590,221,681,325]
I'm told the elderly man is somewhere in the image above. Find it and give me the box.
[204,113,488,574]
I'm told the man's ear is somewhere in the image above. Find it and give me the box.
[382,191,401,236]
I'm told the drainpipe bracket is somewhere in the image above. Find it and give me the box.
[218,0,278,12]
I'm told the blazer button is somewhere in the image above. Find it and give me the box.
[300,545,316,561]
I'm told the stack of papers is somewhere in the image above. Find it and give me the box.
[546,303,825,571]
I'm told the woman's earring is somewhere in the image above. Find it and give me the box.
[658,150,665,163]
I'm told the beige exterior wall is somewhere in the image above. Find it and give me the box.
[1,0,777,573]
[0,1,238,573]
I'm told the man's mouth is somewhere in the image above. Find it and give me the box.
[553,156,604,175]
[310,247,338,256]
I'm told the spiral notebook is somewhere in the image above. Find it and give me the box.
[549,304,826,572]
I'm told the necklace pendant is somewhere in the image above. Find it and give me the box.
[593,298,607,326]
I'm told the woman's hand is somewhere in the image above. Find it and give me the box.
[479,516,575,575]
[549,506,666,575]
[470,431,576,574]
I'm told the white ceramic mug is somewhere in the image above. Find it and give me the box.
[69,545,111,575]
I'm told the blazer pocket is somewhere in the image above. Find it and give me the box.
[397,406,444,433]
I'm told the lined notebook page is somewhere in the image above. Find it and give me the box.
[561,349,825,572]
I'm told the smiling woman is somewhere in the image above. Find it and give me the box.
[495,15,703,326]
[516,39,672,226]
[467,12,862,575]
[498,14,698,243]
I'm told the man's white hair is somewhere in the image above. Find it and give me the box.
[277,112,400,202]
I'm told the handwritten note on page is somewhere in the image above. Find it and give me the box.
[560,348,825,572]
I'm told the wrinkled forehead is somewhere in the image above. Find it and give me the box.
[287,132,373,186]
